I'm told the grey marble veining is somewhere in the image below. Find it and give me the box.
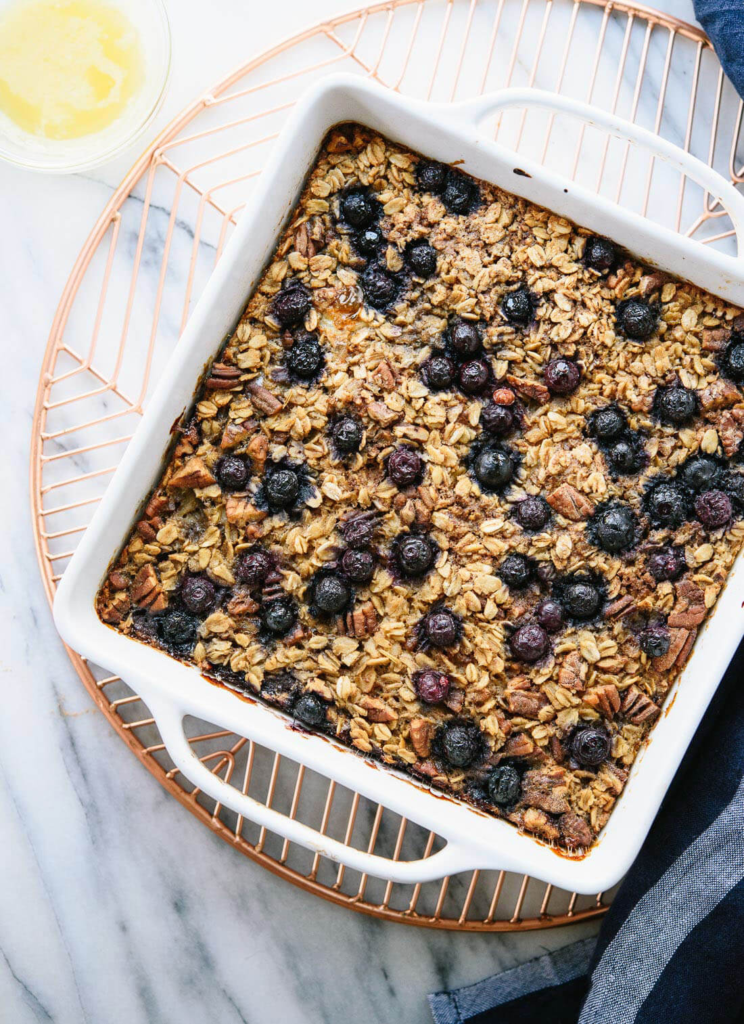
[1,1,700,1021]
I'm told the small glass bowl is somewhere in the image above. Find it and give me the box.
[0,0,171,173]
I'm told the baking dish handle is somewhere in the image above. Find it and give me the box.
[449,87,744,254]
[146,694,481,884]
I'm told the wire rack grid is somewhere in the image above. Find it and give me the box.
[30,0,743,931]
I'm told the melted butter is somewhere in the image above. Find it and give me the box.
[0,0,144,140]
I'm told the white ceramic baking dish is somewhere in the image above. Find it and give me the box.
[54,76,744,894]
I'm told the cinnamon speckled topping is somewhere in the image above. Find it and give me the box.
[96,123,744,854]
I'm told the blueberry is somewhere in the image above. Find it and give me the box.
[394,533,436,578]
[694,489,733,529]
[536,599,563,633]
[606,436,645,476]
[449,319,482,357]
[640,625,671,658]
[354,224,384,257]
[501,286,534,326]
[515,495,551,532]
[406,240,437,278]
[544,357,581,396]
[473,446,516,490]
[644,480,688,527]
[721,338,744,384]
[459,359,490,394]
[423,355,457,391]
[570,727,611,767]
[592,503,637,553]
[414,669,450,704]
[442,170,478,214]
[481,402,514,436]
[584,235,617,273]
[341,190,376,228]
[647,547,686,582]
[272,283,311,327]
[387,447,425,488]
[510,623,550,662]
[616,299,657,340]
[653,386,698,426]
[423,609,459,648]
[680,456,720,493]
[294,693,328,728]
[361,265,399,308]
[287,334,324,380]
[235,549,272,587]
[487,764,522,807]
[158,609,198,647]
[417,160,447,193]
[439,720,484,768]
[561,579,602,619]
[265,467,300,509]
[588,404,627,442]
[340,548,375,583]
[339,512,377,549]
[313,574,351,614]
[498,553,534,590]
[217,455,249,491]
[181,576,216,615]
[332,416,364,455]
[261,597,296,636]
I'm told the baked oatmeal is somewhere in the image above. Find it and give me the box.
[96,123,744,852]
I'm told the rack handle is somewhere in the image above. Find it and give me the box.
[449,87,744,256]
[147,695,476,884]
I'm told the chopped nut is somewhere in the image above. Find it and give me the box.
[220,420,253,449]
[557,651,586,691]
[506,374,550,404]
[360,696,397,722]
[522,807,560,841]
[336,601,378,639]
[547,483,593,521]
[621,685,660,723]
[668,580,706,628]
[167,456,216,490]
[559,812,593,848]
[131,564,167,611]
[246,381,283,416]
[604,594,636,620]
[206,362,243,390]
[502,733,535,758]
[410,718,433,757]
[367,401,400,426]
[375,360,397,391]
[246,433,268,472]
[492,387,515,406]
[699,379,741,411]
[702,327,730,352]
[507,689,548,719]
[521,768,570,814]
[653,627,696,673]
[584,684,621,720]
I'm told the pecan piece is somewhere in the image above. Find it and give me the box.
[206,362,242,391]
[131,564,167,611]
[604,594,636,620]
[502,733,535,758]
[367,401,400,426]
[653,627,696,672]
[584,683,621,720]
[547,482,593,521]
[360,696,397,723]
[336,601,378,639]
[136,519,157,541]
[506,374,550,405]
[246,381,283,416]
[720,409,744,458]
[522,807,560,841]
[702,327,730,352]
[108,569,129,591]
[100,592,131,624]
[699,379,741,411]
[220,420,253,450]
[225,495,265,524]
[559,812,594,849]
[639,271,666,298]
[558,651,586,692]
[492,387,516,406]
[375,360,396,391]
[521,768,570,814]
[444,688,465,713]
[668,580,706,628]
[410,718,433,758]
[621,685,660,723]
[246,433,268,473]
[227,591,260,617]
[168,456,216,490]
[507,689,549,719]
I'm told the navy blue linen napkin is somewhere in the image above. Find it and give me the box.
[694,0,744,100]
[429,638,744,1024]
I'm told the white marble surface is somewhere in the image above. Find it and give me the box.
[1,0,701,1022]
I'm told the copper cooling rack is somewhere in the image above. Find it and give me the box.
[31,0,743,931]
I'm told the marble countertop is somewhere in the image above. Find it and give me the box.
[1,0,699,1021]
